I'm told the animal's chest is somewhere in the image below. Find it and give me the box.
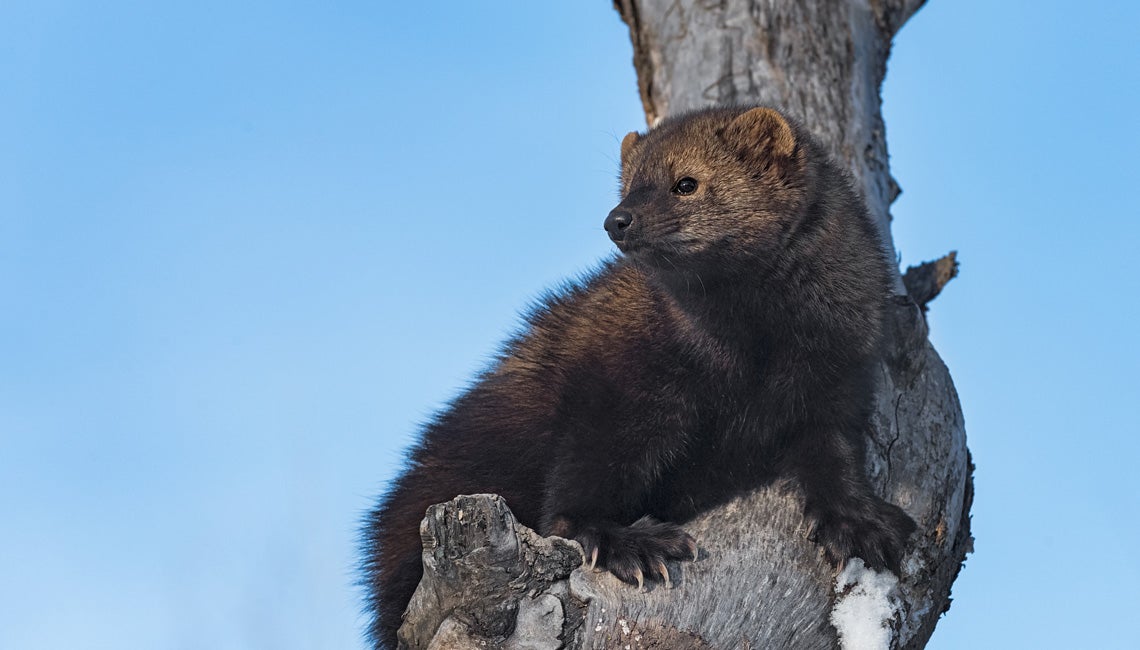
[638,340,811,519]
[697,376,782,455]
[646,395,781,522]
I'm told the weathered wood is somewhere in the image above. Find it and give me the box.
[398,495,585,650]
[398,2,971,648]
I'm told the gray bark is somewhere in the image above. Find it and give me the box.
[399,1,971,648]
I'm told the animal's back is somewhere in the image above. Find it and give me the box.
[361,260,668,648]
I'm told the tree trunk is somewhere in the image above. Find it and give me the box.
[398,2,972,648]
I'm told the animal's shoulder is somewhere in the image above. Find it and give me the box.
[494,259,668,375]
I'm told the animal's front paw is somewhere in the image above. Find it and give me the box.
[574,516,697,589]
[806,498,916,574]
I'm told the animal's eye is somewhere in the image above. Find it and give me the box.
[672,177,698,195]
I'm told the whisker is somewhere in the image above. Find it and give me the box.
[664,242,695,295]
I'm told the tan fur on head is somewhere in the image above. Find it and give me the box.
[725,107,796,158]
[621,131,640,162]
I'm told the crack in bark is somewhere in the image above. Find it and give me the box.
[885,391,905,485]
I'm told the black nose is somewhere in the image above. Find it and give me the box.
[604,210,633,242]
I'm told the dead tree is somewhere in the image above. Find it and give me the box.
[395,1,971,648]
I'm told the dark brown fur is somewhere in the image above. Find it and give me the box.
[361,107,916,649]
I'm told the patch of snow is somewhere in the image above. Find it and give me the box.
[903,554,924,576]
[830,558,902,650]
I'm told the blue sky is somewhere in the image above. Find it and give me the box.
[1,1,1137,648]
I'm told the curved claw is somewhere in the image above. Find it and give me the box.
[634,568,644,592]
[805,518,818,542]
[656,561,671,589]
[588,546,599,571]
[686,537,699,561]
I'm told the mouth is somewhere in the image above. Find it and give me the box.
[619,243,690,274]
[614,239,641,254]
[617,233,702,258]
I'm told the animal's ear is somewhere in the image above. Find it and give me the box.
[620,131,640,163]
[724,107,796,158]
